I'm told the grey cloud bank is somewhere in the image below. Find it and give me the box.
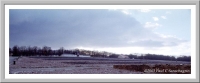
[9,9,188,51]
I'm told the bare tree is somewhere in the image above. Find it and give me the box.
[12,45,19,56]
[58,47,64,56]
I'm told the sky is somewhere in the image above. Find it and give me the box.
[9,9,191,56]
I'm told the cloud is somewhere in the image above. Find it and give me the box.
[121,10,132,15]
[144,22,162,29]
[128,39,165,47]
[9,9,190,55]
[139,9,151,12]
[9,9,142,48]
[152,17,159,21]
[166,11,171,14]
[86,40,191,55]
[161,16,167,19]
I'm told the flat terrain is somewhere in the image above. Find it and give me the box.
[9,56,191,74]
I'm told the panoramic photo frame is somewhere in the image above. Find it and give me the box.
[1,0,199,83]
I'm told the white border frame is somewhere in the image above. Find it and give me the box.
[0,0,199,82]
[5,5,196,79]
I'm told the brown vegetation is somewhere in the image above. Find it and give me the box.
[113,64,191,74]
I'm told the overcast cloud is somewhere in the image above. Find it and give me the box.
[9,9,190,55]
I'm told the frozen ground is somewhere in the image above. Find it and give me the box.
[9,55,190,74]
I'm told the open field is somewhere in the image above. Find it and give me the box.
[9,56,191,74]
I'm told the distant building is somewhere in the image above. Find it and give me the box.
[118,55,129,59]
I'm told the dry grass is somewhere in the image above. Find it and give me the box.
[113,64,191,74]
[10,57,191,74]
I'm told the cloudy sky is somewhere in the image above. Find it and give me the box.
[9,9,191,56]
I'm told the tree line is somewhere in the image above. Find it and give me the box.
[9,45,65,56]
[127,54,190,62]
[9,45,191,62]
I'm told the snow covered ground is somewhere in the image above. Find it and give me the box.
[9,56,190,74]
